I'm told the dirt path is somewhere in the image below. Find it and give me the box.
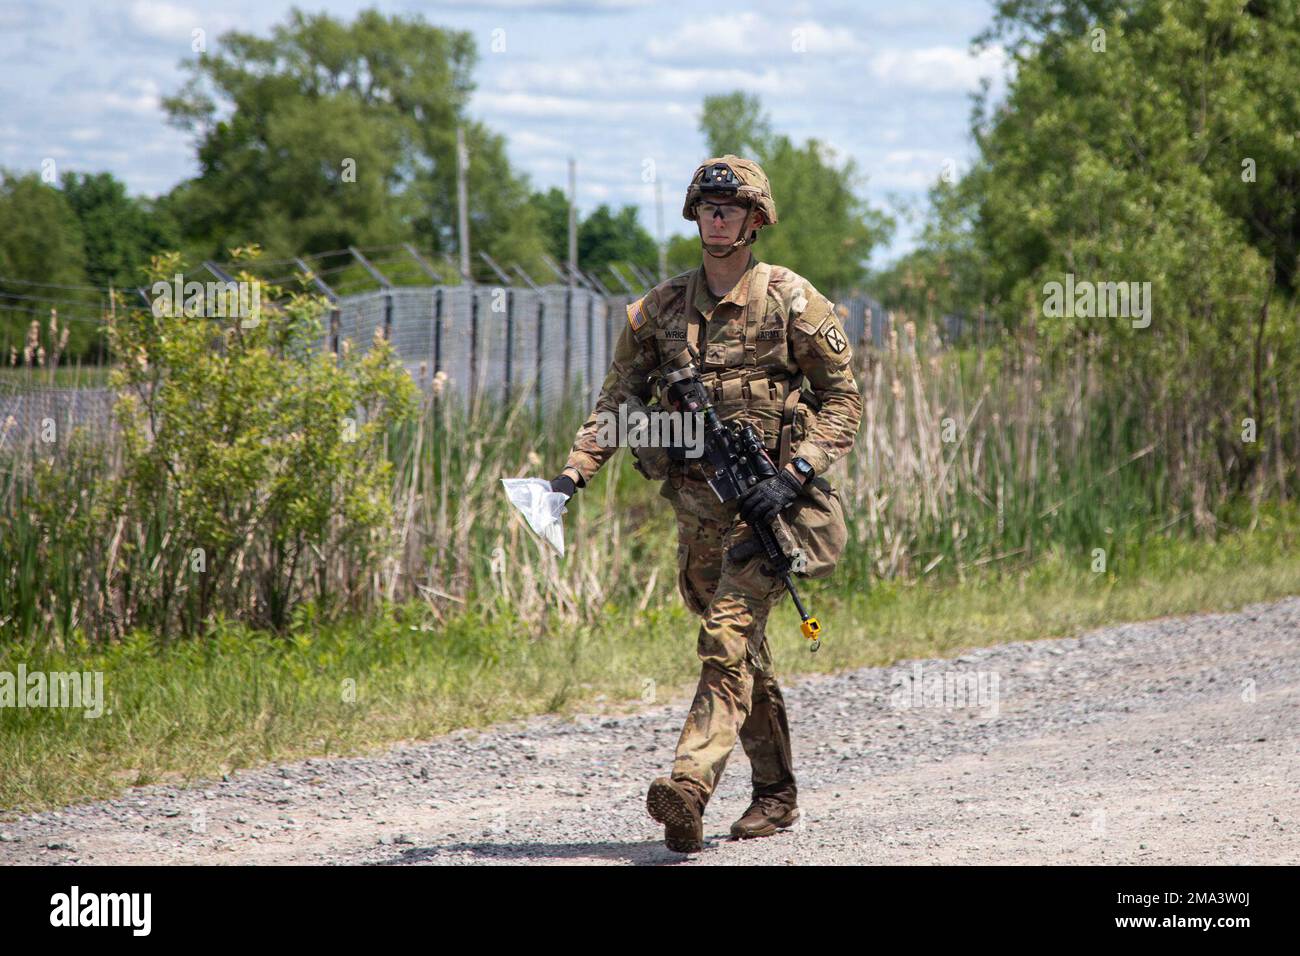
[2,598,1296,865]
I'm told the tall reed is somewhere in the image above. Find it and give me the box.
[3,312,1293,645]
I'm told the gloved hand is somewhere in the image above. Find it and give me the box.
[738,469,803,525]
[550,474,578,499]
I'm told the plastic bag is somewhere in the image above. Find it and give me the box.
[500,477,569,556]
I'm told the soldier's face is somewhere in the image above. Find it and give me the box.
[696,201,760,245]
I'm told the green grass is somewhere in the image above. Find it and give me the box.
[3,504,1298,815]
[0,365,115,390]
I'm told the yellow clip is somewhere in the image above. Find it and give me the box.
[801,616,821,652]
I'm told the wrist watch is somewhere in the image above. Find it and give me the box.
[791,457,815,481]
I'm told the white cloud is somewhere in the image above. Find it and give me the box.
[869,44,1005,93]
[430,0,650,9]
[493,60,792,96]
[882,148,950,166]
[789,19,864,54]
[645,12,863,59]
[45,74,164,123]
[869,148,955,190]
[473,90,686,121]
[95,78,163,117]
[869,167,941,191]
[510,129,572,153]
[75,148,135,166]
[652,65,790,94]
[494,63,593,94]
[0,2,47,31]
[127,0,200,42]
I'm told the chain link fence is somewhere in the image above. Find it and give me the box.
[1,280,895,450]
[319,283,890,415]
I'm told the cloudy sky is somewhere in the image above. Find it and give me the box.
[0,0,1010,267]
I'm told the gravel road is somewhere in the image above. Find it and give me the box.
[2,597,1296,865]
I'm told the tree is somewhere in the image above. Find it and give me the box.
[0,171,98,358]
[105,250,418,635]
[161,7,548,271]
[907,0,1299,506]
[528,186,570,264]
[975,0,1133,53]
[974,0,1300,295]
[578,205,657,279]
[60,171,180,291]
[698,91,773,159]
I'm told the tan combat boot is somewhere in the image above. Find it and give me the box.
[729,794,799,839]
[646,777,705,853]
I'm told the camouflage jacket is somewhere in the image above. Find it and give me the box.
[560,255,862,485]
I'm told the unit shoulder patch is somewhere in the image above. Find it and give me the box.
[822,320,847,354]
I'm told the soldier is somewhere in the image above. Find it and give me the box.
[549,154,862,852]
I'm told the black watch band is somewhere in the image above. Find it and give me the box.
[791,457,814,480]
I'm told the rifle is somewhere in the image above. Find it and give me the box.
[653,346,823,652]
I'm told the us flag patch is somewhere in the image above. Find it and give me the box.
[627,296,646,331]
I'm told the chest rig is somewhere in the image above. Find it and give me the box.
[651,262,805,472]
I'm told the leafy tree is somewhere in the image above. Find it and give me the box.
[907,0,1300,505]
[529,186,570,263]
[60,171,180,291]
[161,7,548,273]
[975,0,1300,295]
[106,249,418,635]
[665,234,701,276]
[577,205,657,278]
[0,171,97,358]
[975,0,1133,53]
[698,92,773,159]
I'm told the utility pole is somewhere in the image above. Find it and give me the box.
[567,157,577,286]
[457,126,470,282]
[655,178,667,282]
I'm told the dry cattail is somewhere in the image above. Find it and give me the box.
[23,320,39,364]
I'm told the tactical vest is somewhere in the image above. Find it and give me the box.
[646,262,808,473]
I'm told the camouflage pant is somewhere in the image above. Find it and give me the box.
[662,473,798,809]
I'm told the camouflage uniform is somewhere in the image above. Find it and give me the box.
[559,254,862,814]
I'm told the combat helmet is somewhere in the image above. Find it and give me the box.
[682,155,777,257]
